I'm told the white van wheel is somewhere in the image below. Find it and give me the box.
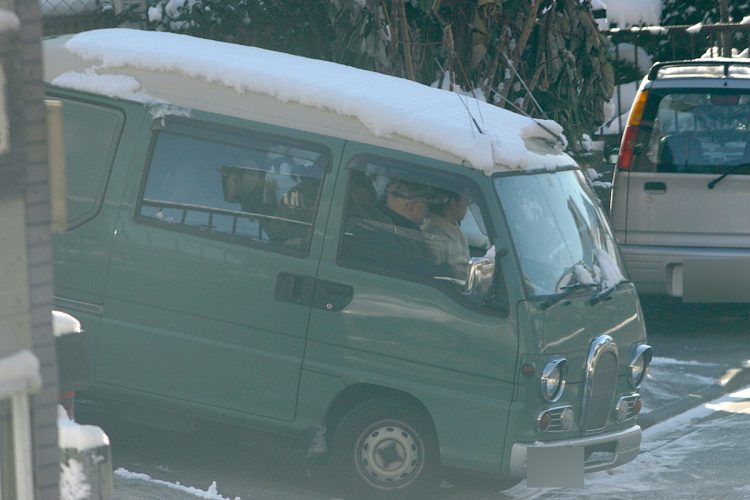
[331,398,439,498]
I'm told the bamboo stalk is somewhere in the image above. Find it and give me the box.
[399,0,416,80]
[515,0,543,60]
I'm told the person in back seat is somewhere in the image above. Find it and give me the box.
[220,163,270,214]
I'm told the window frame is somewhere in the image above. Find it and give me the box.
[634,87,750,174]
[335,154,507,315]
[48,93,126,230]
[134,116,333,258]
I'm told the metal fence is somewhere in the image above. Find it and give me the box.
[41,0,144,35]
[40,0,106,17]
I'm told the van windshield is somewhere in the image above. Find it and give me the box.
[494,169,626,298]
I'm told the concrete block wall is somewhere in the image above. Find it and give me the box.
[1,0,61,497]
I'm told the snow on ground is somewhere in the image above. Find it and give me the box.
[650,357,719,367]
[56,28,568,173]
[115,469,239,500]
[597,81,641,136]
[604,0,663,28]
[613,43,654,73]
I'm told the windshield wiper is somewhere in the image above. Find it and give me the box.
[589,279,632,305]
[708,162,750,189]
[540,282,598,310]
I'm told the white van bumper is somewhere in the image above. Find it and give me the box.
[508,424,641,478]
[621,244,750,302]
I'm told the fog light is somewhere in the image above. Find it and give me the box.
[538,411,551,432]
[616,399,628,421]
[560,407,575,431]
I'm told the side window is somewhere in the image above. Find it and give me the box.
[338,158,492,284]
[61,100,124,228]
[137,121,328,254]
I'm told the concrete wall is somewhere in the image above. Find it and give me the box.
[0,0,60,497]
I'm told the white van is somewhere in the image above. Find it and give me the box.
[611,60,750,303]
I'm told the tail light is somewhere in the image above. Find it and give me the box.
[616,126,639,170]
[616,90,649,170]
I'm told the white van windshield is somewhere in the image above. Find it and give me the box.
[494,169,626,298]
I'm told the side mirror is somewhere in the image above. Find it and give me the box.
[464,256,495,296]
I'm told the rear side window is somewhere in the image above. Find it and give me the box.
[635,90,750,174]
[136,120,329,255]
[61,100,124,228]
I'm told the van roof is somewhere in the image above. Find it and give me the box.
[43,28,574,173]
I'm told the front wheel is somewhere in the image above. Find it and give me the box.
[330,398,440,498]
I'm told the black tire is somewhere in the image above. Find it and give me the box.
[330,398,440,499]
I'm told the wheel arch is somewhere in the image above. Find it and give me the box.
[322,383,439,454]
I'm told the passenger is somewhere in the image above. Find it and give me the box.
[219,164,268,214]
[422,189,471,275]
[347,170,384,220]
[265,175,321,249]
[342,178,436,277]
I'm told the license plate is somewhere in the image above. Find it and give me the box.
[527,445,584,488]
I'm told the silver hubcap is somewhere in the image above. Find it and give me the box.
[356,421,423,489]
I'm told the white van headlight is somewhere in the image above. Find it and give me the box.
[629,344,653,388]
[540,358,567,402]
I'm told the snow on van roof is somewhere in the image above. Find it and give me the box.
[56,28,568,173]
[655,60,750,79]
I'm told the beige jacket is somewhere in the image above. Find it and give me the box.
[422,213,470,266]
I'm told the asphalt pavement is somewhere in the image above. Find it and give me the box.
[637,297,750,428]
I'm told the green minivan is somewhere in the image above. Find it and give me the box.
[45,28,650,496]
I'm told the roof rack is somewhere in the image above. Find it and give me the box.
[648,60,750,80]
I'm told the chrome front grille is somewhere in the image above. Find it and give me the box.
[581,335,618,433]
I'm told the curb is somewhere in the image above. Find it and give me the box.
[639,363,750,429]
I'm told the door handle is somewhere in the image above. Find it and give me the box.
[274,272,315,306]
[644,181,666,193]
[313,281,354,312]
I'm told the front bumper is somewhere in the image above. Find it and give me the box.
[621,244,750,302]
[508,424,641,478]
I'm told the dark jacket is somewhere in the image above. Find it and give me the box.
[342,203,434,278]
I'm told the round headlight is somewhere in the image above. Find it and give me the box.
[540,358,567,402]
[629,344,653,388]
